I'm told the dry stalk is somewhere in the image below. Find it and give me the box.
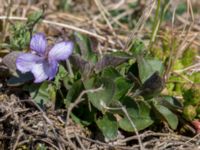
[0,16,116,45]
[65,85,103,126]
[164,0,198,81]
[20,99,68,150]
[94,0,124,48]
[102,103,144,150]
[124,0,156,51]
[74,133,86,150]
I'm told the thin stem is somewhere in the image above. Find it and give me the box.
[2,0,13,42]
[0,16,115,45]
[103,103,145,150]
[66,60,74,78]
[65,86,103,126]
[149,0,161,50]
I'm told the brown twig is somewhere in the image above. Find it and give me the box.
[74,133,86,150]
[101,103,144,150]
[65,85,103,126]
[0,16,116,45]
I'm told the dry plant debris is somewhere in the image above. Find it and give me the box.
[0,94,200,149]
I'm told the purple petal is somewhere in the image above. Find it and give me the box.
[48,41,73,61]
[30,33,47,55]
[44,60,58,80]
[31,61,48,83]
[16,53,42,73]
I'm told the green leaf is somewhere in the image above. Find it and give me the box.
[153,104,178,129]
[102,67,133,101]
[161,96,182,110]
[119,116,153,132]
[119,97,154,132]
[113,77,132,100]
[102,67,121,79]
[95,52,131,73]
[24,82,55,105]
[7,72,34,86]
[74,32,97,63]
[137,71,164,99]
[96,113,118,140]
[137,56,154,83]
[83,77,115,111]
[70,55,94,79]
[48,84,57,103]
[2,51,23,72]
[71,105,96,126]
[137,57,163,83]
[121,96,139,115]
[65,80,84,107]
[147,59,163,74]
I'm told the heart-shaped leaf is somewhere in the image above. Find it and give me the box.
[153,103,178,129]
[102,67,121,79]
[160,96,182,111]
[70,108,96,126]
[2,51,23,72]
[96,113,118,140]
[23,82,55,105]
[70,55,94,79]
[119,97,154,132]
[83,77,115,111]
[138,71,164,99]
[137,56,163,84]
[65,80,84,107]
[113,77,132,100]
[137,55,154,83]
[7,72,34,86]
[147,59,164,74]
[74,32,97,63]
[95,52,132,73]
[102,67,133,101]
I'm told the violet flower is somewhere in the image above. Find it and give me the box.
[16,33,73,83]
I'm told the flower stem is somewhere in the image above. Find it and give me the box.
[66,60,74,78]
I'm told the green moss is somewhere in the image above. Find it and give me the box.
[173,60,184,70]
[183,85,200,105]
[183,105,196,121]
[182,49,197,67]
[189,72,200,83]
